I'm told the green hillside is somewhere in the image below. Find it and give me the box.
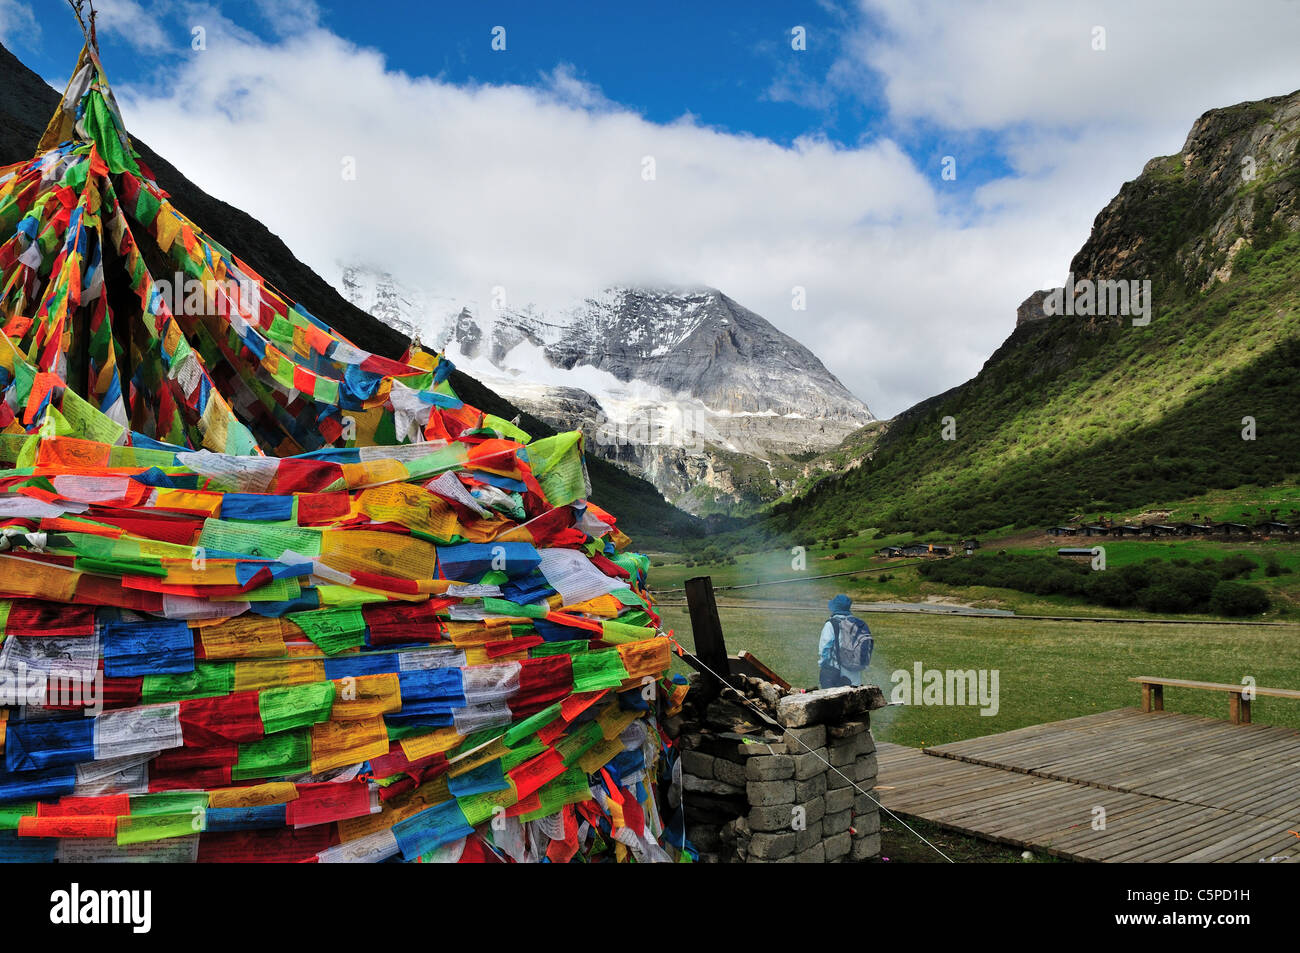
[765,90,1300,542]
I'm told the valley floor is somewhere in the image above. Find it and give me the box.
[652,528,1300,862]
[656,602,1300,748]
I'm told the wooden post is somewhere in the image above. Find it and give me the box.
[1152,684,1164,711]
[684,576,729,706]
[1229,692,1251,725]
[1141,682,1152,713]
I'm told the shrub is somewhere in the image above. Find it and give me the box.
[1217,555,1258,579]
[1085,571,1138,607]
[1140,583,1194,613]
[1209,581,1271,616]
[1265,557,1292,577]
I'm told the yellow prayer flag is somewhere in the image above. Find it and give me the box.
[577,736,626,775]
[318,529,437,581]
[0,556,79,601]
[617,636,671,680]
[207,782,299,809]
[310,716,390,775]
[329,672,401,719]
[398,727,462,762]
[154,488,224,516]
[155,205,182,254]
[199,616,288,660]
[232,659,326,692]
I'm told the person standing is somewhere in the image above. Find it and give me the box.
[818,594,873,688]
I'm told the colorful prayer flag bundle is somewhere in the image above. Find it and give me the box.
[0,43,690,863]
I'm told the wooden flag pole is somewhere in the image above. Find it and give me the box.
[683,575,730,705]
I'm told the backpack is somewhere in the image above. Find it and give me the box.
[830,615,873,671]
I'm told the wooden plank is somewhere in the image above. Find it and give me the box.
[1124,810,1257,863]
[683,576,729,706]
[876,710,1300,863]
[1128,676,1300,700]
[1169,817,1289,863]
[733,650,791,691]
[1056,803,1216,861]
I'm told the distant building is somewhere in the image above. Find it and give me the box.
[1143,523,1177,537]
[1215,522,1252,537]
[1047,526,1079,536]
[1081,525,1110,537]
[1175,523,1211,536]
[901,543,952,557]
[1110,524,1143,537]
[877,545,904,558]
[1058,548,1095,561]
[1256,521,1291,536]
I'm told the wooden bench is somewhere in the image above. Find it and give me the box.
[1130,676,1300,724]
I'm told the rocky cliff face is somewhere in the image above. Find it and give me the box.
[1074,91,1300,292]
[1020,88,1300,325]
[341,271,875,510]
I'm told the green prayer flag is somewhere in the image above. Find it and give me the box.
[116,811,201,846]
[502,702,562,747]
[129,791,209,816]
[258,681,336,734]
[233,730,311,780]
[530,639,589,657]
[482,597,548,619]
[0,803,36,830]
[141,662,233,704]
[570,648,629,693]
[524,431,589,506]
[555,719,604,765]
[599,619,653,644]
[288,607,366,656]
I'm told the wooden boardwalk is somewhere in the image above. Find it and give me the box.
[875,709,1300,862]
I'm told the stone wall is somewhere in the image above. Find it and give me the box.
[675,679,884,863]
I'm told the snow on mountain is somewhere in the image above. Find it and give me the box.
[339,267,874,510]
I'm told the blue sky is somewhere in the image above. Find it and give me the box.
[30,2,873,141]
[23,1,1013,208]
[6,0,1300,415]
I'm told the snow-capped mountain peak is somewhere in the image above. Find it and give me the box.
[339,266,874,510]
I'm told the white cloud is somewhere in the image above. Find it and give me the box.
[108,4,1300,418]
[93,0,173,53]
[0,0,38,47]
[248,0,320,36]
[538,63,616,112]
[852,0,1300,131]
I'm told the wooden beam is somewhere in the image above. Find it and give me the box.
[684,576,729,706]
[736,650,792,691]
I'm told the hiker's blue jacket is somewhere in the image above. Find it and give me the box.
[819,613,865,687]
